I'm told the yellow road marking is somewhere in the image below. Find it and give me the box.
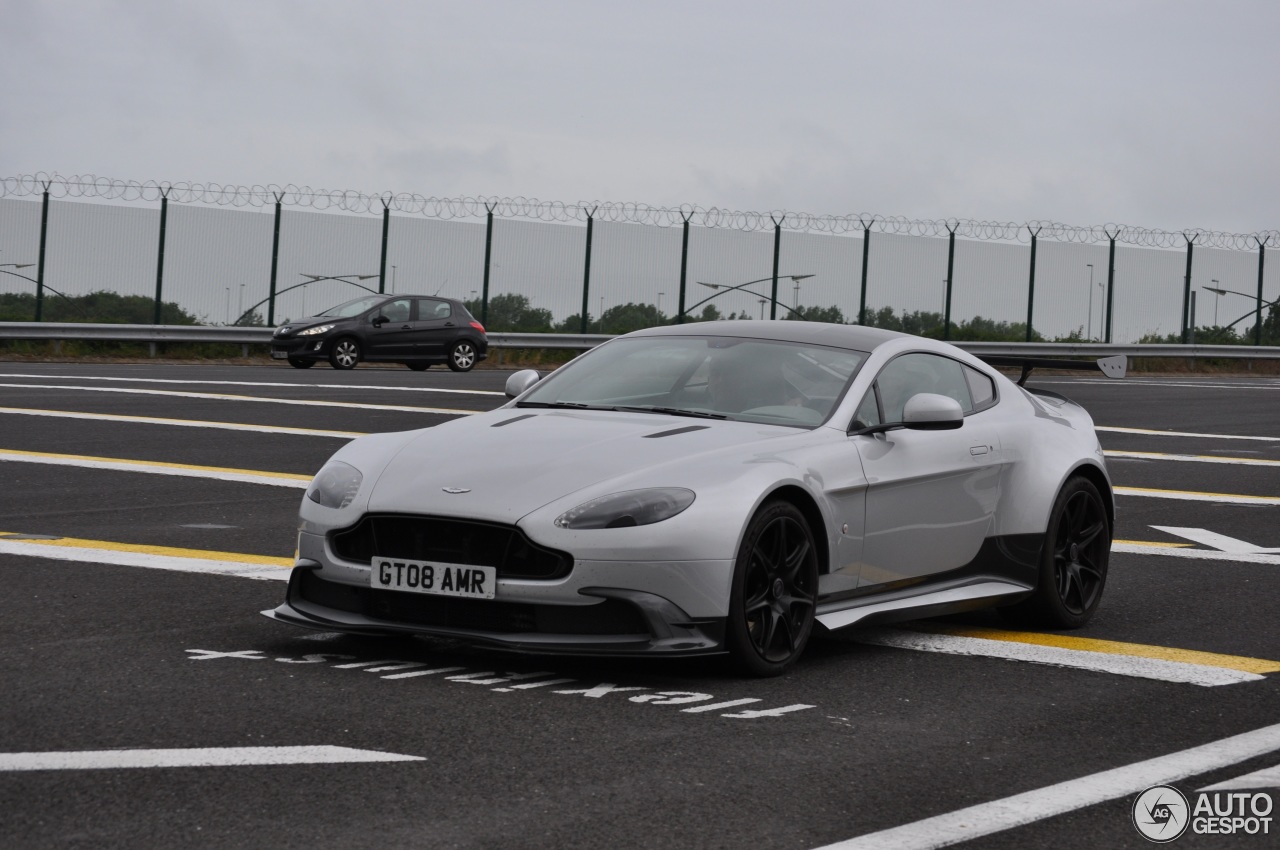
[0,448,313,482]
[0,406,365,438]
[0,532,292,567]
[912,624,1280,675]
[1115,485,1280,505]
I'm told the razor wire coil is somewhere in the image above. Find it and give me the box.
[3,172,1276,251]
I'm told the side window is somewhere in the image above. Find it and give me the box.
[874,353,973,423]
[422,299,452,320]
[852,389,881,431]
[964,365,996,412]
[380,299,412,323]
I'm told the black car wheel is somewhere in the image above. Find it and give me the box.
[448,341,477,372]
[406,362,431,372]
[328,338,361,370]
[726,500,819,676]
[1003,476,1110,629]
[287,357,314,369]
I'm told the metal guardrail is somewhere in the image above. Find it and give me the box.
[0,322,1277,359]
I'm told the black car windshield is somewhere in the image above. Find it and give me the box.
[317,296,385,318]
[518,335,868,428]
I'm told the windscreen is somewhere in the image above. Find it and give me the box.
[318,296,385,318]
[519,335,867,428]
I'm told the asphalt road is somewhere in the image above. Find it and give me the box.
[1,361,1277,849]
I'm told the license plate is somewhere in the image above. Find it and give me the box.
[270,350,289,359]
[370,555,496,600]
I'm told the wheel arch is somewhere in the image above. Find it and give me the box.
[760,484,831,576]
[1067,461,1115,531]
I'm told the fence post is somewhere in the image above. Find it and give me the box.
[267,193,283,326]
[1104,227,1118,343]
[580,207,596,333]
[152,187,170,325]
[1180,232,1198,343]
[481,203,495,327]
[944,222,957,340]
[1251,236,1267,346]
[858,216,874,325]
[1025,226,1041,342]
[378,198,391,294]
[34,183,50,322]
[769,216,782,320]
[677,212,691,323]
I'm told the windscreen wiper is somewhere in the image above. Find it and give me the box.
[515,401,610,410]
[613,405,728,420]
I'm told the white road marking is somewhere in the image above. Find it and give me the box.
[813,722,1280,850]
[1113,541,1280,566]
[854,629,1264,686]
[1149,526,1280,555]
[1106,449,1280,467]
[0,406,363,438]
[0,450,311,488]
[1115,486,1280,506]
[0,746,423,772]
[1200,764,1280,791]
[1097,425,1279,442]
[0,372,506,396]
[0,383,477,416]
[0,538,289,580]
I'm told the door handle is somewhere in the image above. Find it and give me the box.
[969,445,990,456]
[401,324,412,329]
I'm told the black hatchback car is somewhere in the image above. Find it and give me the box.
[271,294,488,372]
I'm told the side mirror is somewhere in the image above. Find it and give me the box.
[505,369,541,399]
[371,315,387,328]
[902,393,964,430]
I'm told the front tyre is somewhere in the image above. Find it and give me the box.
[448,340,478,372]
[328,338,361,370]
[1003,475,1110,629]
[726,500,819,676]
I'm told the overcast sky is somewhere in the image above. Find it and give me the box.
[2,0,1277,234]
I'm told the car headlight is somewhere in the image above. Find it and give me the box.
[298,324,335,336]
[554,488,695,530]
[306,461,362,509]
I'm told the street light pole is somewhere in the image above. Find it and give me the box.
[758,298,767,319]
[1086,264,1094,340]
[689,274,814,319]
[1211,279,1219,325]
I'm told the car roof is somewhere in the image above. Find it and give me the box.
[628,319,909,351]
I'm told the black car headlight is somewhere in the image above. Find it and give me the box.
[554,488,695,530]
[306,461,363,509]
[298,324,335,336]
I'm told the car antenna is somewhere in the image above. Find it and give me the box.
[433,278,449,296]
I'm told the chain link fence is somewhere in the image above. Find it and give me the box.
[2,174,1277,345]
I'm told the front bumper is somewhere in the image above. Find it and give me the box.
[263,564,727,656]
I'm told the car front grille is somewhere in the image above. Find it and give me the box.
[330,514,572,580]
[295,569,647,636]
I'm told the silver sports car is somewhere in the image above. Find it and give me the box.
[265,321,1119,676]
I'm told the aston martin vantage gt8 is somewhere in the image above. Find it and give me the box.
[265,321,1119,676]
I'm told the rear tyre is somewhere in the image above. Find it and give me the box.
[448,340,477,372]
[328,338,361,370]
[1002,476,1110,630]
[406,362,431,371]
[725,500,819,677]
[287,357,314,369]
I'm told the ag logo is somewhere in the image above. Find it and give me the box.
[1133,785,1190,843]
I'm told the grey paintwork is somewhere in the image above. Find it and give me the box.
[281,320,1110,640]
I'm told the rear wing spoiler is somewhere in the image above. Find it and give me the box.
[976,355,1127,387]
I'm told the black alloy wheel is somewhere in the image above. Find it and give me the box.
[1003,475,1110,629]
[287,357,314,369]
[328,338,361,370]
[406,362,431,371]
[727,500,819,676]
[448,340,477,372]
